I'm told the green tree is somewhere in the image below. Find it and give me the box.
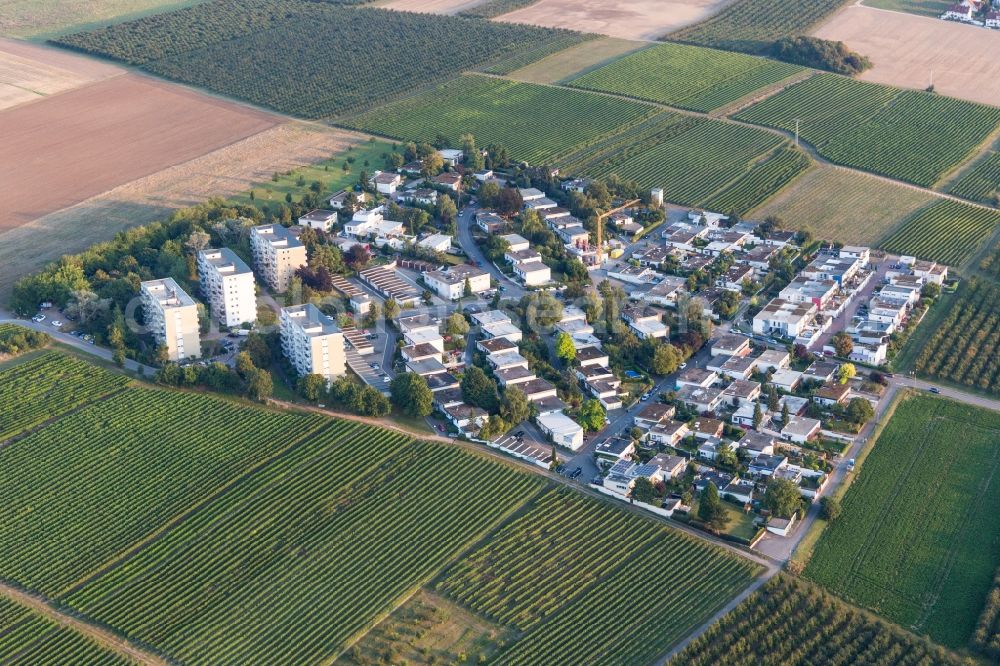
[446,312,470,336]
[235,350,256,379]
[383,298,400,321]
[832,331,854,358]
[246,368,273,402]
[631,477,656,505]
[820,496,842,521]
[836,362,857,385]
[698,482,730,532]
[651,343,682,375]
[781,401,790,425]
[437,194,458,226]
[555,331,576,363]
[768,386,780,411]
[297,373,325,401]
[390,372,433,417]
[752,401,763,429]
[499,386,531,425]
[764,477,802,519]
[477,181,500,209]
[578,399,606,432]
[522,291,563,328]
[461,366,499,412]
[548,444,559,471]
[463,277,473,298]
[846,396,874,424]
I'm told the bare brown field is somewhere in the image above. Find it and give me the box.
[0,37,123,110]
[0,73,278,232]
[507,36,648,83]
[813,5,1000,107]
[496,0,733,40]
[377,0,486,14]
[0,122,367,300]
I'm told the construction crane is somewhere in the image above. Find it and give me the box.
[596,198,641,264]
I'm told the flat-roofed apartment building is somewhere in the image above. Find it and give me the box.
[250,224,307,293]
[280,303,346,383]
[197,248,257,328]
[140,278,200,362]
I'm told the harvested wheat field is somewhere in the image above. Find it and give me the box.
[0,37,123,111]
[496,0,733,40]
[814,4,1000,107]
[0,122,367,300]
[376,0,486,14]
[0,73,278,231]
[751,165,936,245]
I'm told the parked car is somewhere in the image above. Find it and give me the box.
[31,314,45,322]
[50,320,63,328]
[929,387,941,394]
[679,362,687,370]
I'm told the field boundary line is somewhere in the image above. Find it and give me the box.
[0,581,169,666]
[55,416,340,599]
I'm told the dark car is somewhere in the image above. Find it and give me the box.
[929,387,941,394]
[570,467,582,479]
[514,430,525,438]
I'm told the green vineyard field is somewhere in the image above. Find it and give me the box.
[735,73,1000,187]
[438,488,761,665]
[668,0,852,53]
[879,199,1000,266]
[949,151,1000,204]
[0,596,134,665]
[53,0,576,118]
[673,574,965,665]
[804,394,1000,648]
[914,278,1000,394]
[565,113,791,206]
[482,33,595,75]
[344,75,658,166]
[701,146,810,215]
[0,351,129,441]
[68,427,543,665]
[0,387,324,595]
[568,41,804,113]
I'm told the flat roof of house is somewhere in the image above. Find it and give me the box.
[596,437,633,455]
[536,411,582,436]
[782,416,821,438]
[425,264,488,285]
[252,223,304,248]
[472,310,511,326]
[282,303,340,336]
[479,337,517,354]
[636,403,675,422]
[141,277,195,308]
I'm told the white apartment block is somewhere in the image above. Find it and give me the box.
[250,224,307,293]
[140,278,200,362]
[280,303,346,383]
[197,248,257,328]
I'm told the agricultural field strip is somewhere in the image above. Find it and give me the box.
[734,73,1000,188]
[65,429,545,665]
[671,574,967,665]
[804,396,1000,647]
[52,0,581,118]
[0,351,131,442]
[0,387,326,597]
[879,199,1000,266]
[0,595,135,665]
[565,41,806,113]
[436,487,762,665]
[948,151,1000,203]
[913,279,1000,393]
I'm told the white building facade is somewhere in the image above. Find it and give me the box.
[197,248,257,328]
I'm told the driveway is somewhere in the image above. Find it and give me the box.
[456,205,525,300]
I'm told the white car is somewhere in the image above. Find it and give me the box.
[679,362,687,370]
[32,314,45,323]
[50,320,63,328]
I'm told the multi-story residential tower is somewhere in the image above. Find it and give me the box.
[250,224,307,293]
[280,303,346,383]
[197,248,257,328]
[140,278,200,362]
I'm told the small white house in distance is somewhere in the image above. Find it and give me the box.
[513,261,551,286]
[437,148,464,166]
[423,264,491,300]
[500,234,530,253]
[417,233,453,253]
[372,171,401,195]
[537,411,584,450]
[297,209,338,233]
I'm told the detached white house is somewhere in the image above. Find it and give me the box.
[537,411,584,450]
